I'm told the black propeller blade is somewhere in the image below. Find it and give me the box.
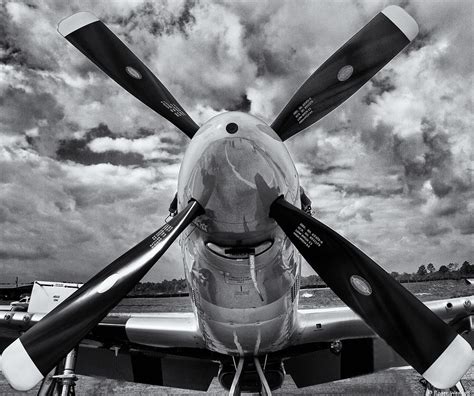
[1,200,203,391]
[271,6,418,141]
[270,197,472,389]
[58,12,199,138]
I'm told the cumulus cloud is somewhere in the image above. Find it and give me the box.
[88,133,183,162]
[0,0,472,283]
[0,146,181,282]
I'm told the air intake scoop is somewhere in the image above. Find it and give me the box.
[206,240,272,259]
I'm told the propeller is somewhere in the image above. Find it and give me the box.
[271,6,419,141]
[58,12,199,138]
[269,197,472,389]
[1,200,203,391]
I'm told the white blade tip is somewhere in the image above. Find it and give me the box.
[58,11,99,37]
[382,6,419,41]
[1,339,43,391]
[423,334,473,389]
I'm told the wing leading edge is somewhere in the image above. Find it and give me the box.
[293,296,474,345]
[0,311,205,349]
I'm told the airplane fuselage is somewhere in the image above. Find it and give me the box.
[177,112,302,355]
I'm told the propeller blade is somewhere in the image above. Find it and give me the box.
[58,12,199,138]
[271,6,418,140]
[1,200,203,391]
[270,197,472,389]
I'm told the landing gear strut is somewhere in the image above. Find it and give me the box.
[254,356,272,396]
[229,357,244,396]
[37,348,78,396]
[226,356,274,396]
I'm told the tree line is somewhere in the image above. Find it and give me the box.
[129,279,188,297]
[392,260,474,282]
[291,260,473,287]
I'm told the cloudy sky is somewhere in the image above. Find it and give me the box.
[0,0,472,283]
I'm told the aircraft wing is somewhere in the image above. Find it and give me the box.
[283,296,474,388]
[0,310,205,349]
[0,310,219,391]
[90,312,205,348]
[293,296,474,344]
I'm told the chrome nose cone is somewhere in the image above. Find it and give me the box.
[178,112,299,243]
[187,137,283,239]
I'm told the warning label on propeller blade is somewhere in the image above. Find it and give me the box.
[150,224,173,248]
[293,98,314,124]
[294,223,323,248]
[161,100,185,118]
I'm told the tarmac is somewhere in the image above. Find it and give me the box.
[0,366,472,395]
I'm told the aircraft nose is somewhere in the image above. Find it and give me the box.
[178,112,299,242]
[187,137,282,240]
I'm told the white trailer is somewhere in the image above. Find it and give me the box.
[27,281,83,314]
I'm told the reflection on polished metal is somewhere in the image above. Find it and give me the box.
[254,356,272,396]
[178,112,300,355]
[178,112,299,240]
[229,357,244,396]
[249,253,264,302]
